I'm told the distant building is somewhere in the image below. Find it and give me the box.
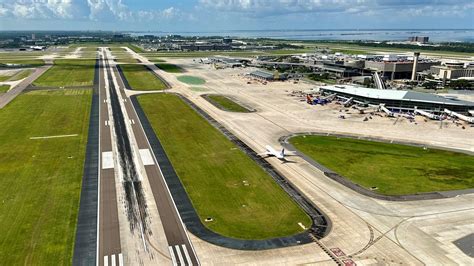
[408,36,429,43]
[430,62,474,80]
[365,60,440,80]
[320,85,474,114]
[249,70,286,81]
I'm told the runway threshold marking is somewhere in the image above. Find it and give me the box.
[175,245,185,265]
[181,244,193,266]
[118,253,124,266]
[29,134,78,140]
[101,151,114,169]
[168,246,178,266]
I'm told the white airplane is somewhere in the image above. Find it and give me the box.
[260,145,287,160]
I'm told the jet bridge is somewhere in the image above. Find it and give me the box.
[373,71,387,90]
[414,107,441,120]
[444,109,474,124]
[379,104,394,117]
[343,97,353,107]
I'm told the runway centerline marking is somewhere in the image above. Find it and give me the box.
[29,134,78,140]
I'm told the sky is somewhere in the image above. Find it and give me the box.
[0,0,473,31]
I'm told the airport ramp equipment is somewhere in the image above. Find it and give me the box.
[468,110,474,116]
[444,109,474,123]
[414,107,441,120]
[373,71,387,90]
[379,104,394,117]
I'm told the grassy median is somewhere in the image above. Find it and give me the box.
[155,63,183,73]
[138,93,311,240]
[119,64,167,90]
[177,75,205,85]
[0,89,91,265]
[205,95,251,113]
[34,59,95,87]
[290,135,474,195]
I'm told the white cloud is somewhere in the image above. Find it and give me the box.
[0,0,87,19]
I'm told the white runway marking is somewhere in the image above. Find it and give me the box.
[118,253,123,266]
[104,255,108,266]
[175,245,185,265]
[29,134,78,140]
[169,246,178,266]
[139,149,155,165]
[102,151,114,169]
[111,254,115,266]
[182,244,193,266]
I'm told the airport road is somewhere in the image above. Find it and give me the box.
[104,48,198,265]
[98,50,122,266]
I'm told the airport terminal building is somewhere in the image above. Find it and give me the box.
[320,85,474,114]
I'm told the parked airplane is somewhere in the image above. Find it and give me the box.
[260,145,287,160]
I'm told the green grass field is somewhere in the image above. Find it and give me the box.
[0,85,10,93]
[206,95,250,113]
[34,59,95,87]
[177,75,205,85]
[0,89,91,265]
[155,63,184,73]
[10,69,33,81]
[138,94,311,239]
[290,135,474,195]
[119,64,167,90]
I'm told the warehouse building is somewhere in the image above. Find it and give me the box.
[320,85,474,114]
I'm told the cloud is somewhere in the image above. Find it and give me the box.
[0,0,185,22]
[0,0,88,19]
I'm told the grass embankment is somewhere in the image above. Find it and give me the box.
[155,63,183,73]
[119,64,167,91]
[34,59,95,87]
[0,85,10,93]
[177,75,205,85]
[290,135,474,195]
[138,94,311,239]
[0,89,91,264]
[206,95,250,113]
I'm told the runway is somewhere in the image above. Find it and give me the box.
[89,48,198,266]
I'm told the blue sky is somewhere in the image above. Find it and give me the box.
[0,0,473,31]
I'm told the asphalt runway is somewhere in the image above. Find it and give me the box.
[111,61,198,265]
[99,52,122,266]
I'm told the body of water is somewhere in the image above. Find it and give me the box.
[130,29,474,42]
